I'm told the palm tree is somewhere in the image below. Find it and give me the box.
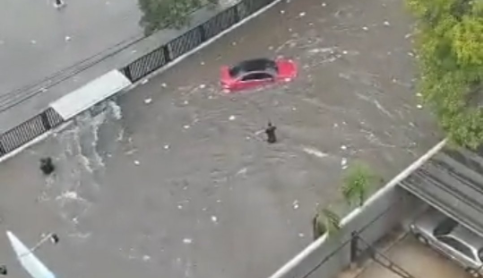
[341,162,377,207]
[312,207,341,239]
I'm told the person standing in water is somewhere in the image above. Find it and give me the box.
[265,122,277,144]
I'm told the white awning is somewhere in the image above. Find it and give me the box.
[50,70,132,120]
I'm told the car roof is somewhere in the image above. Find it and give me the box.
[229,58,277,77]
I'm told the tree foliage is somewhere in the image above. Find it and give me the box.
[138,0,218,36]
[341,162,377,207]
[408,0,483,148]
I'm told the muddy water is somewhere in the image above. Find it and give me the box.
[0,0,440,277]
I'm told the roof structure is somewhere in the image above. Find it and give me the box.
[400,147,483,237]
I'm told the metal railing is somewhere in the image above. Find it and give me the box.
[0,0,276,159]
[121,0,276,83]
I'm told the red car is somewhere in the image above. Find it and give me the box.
[220,58,297,92]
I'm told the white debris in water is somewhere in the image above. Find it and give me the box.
[362,26,369,31]
[322,2,327,6]
[211,216,218,223]
[200,61,205,65]
[142,255,151,261]
[342,50,348,55]
[183,125,190,129]
[31,40,37,44]
[416,93,422,97]
[280,10,285,14]
[199,84,206,89]
[161,83,167,88]
[229,115,236,121]
[108,101,122,120]
[183,238,192,244]
[232,41,237,46]
[383,21,390,26]
[164,144,170,150]
[292,107,297,111]
[141,79,149,85]
[302,147,328,158]
[299,12,306,17]
[65,36,71,41]
[134,160,140,165]
[178,204,183,209]
[298,233,305,238]
[417,104,423,109]
[340,145,347,150]
[341,157,348,167]
[144,98,152,104]
[57,191,81,201]
[293,200,299,209]
[216,199,221,203]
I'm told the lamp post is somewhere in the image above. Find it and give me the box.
[6,231,58,278]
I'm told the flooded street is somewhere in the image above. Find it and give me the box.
[0,0,439,277]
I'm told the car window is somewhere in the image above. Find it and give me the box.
[241,72,273,81]
[433,217,458,236]
[230,59,278,77]
[438,236,477,260]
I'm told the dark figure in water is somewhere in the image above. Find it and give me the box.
[265,122,277,144]
[0,265,7,275]
[50,233,60,244]
[40,157,55,175]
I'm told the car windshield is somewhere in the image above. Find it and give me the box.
[433,217,458,237]
[229,59,278,77]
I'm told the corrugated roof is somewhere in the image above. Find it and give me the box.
[399,147,483,237]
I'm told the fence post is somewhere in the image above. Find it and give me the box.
[122,66,133,82]
[0,140,5,156]
[163,45,172,63]
[40,112,52,130]
[350,232,358,264]
[233,3,241,23]
[198,25,207,43]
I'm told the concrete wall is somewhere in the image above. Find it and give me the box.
[268,140,447,278]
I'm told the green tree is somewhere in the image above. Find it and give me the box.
[341,162,377,207]
[312,207,341,239]
[138,0,218,36]
[407,0,483,149]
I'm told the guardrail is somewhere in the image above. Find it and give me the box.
[0,0,277,160]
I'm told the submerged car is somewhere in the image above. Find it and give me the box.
[410,207,483,277]
[220,58,297,92]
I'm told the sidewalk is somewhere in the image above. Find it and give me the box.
[0,0,222,133]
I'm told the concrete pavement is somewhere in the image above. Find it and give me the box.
[0,0,440,277]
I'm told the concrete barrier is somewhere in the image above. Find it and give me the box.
[268,139,447,278]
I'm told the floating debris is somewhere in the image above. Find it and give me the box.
[164,144,170,150]
[362,26,369,31]
[144,98,152,104]
[183,238,192,244]
[383,21,390,26]
[134,160,140,165]
[293,200,299,209]
[299,12,306,17]
[229,115,236,121]
[340,145,347,150]
[211,216,218,223]
[65,36,71,41]
[161,83,167,88]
